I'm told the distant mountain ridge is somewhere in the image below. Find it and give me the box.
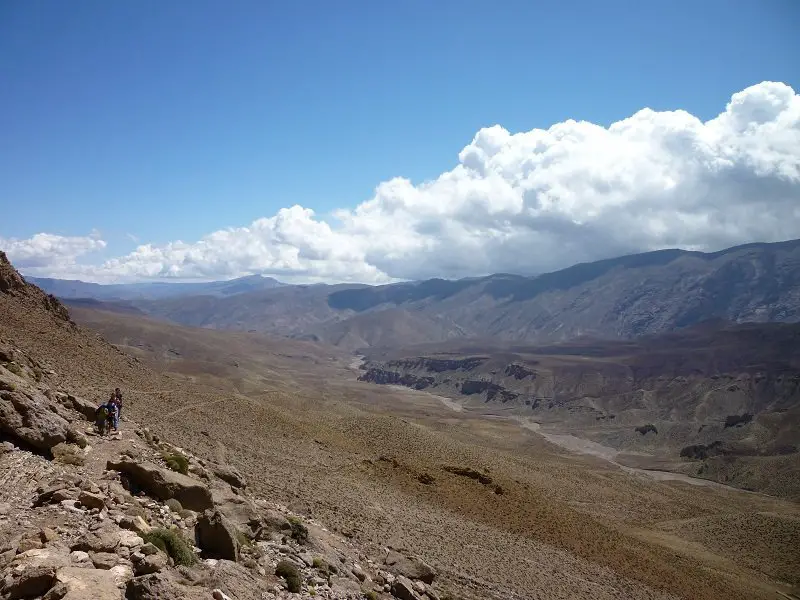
[24,238,800,349]
[27,273,284,300]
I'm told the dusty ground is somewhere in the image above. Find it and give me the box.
[2,275,799,600]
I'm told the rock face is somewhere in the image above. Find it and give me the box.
[195,509,240,561]
[0,389,70,451]
[106,458,213,511]
[384,550,436,584]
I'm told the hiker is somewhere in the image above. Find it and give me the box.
[95,397,116,436]
[113,387,123,422]
[107,391,120,432]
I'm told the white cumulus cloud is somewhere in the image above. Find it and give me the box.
[0,231,106,273]
[3,81,799,284]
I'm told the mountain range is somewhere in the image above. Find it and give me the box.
[30,238,800,351]
[27,273,284,301]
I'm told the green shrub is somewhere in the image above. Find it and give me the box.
[52,442,85,466]
[365,592,378,600]
[635,423,658,435]
[6,363,23,377]
[287,516,309,544]
[140,528,196,566]
[275,559,301,592]
[165,498,183,513]
[236,529,253,548]
[312,556,326,570]
[161,451,189,475]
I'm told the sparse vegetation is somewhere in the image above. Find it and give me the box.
[52,442,85,466]
[312,556,326,569]
[165,498,183,512]
[140,528,197,566]
[275,559,301,592]
[236,529,253,548]
[6,362,23,377]
[161,450,189,474]
[365,592,378,600]
[287,516,309,544]
[635,423,658,435]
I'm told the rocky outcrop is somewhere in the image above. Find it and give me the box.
[210,463,246,489]
[0,389,70,451]
[358,368,435,390]
[384,549,437,584]
[105,458,213,511]
[195,509,240,561]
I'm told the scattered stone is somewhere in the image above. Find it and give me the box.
[39,528,58,543]
[212,590,233,600]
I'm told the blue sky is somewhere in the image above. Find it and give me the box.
[0,0,798,283]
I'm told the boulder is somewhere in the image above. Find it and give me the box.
[125,572,209,600]
[0,390,69,450]
[71,529,119,553]
[211,463,246,489]
[1,566,57,599]
[109,564,134,588]
[385,550,436,584]
[106,459,213,511]
[89,551,120,570]
[120,515,151,534]
[55,566,122,600]
[132,551,168,575]
[195,509,240,561]
[78,491,106,510]
[391,575,423,600]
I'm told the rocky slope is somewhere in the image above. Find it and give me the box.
[358,322,800,499]
[0,338,443,600]
[36,238,800,350]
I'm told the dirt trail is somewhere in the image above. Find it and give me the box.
[385,384,464,412]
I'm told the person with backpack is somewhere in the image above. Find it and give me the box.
[95,396,116,435]
[113,387,123,422]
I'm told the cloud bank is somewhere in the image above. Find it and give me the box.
[3,81,799,284]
